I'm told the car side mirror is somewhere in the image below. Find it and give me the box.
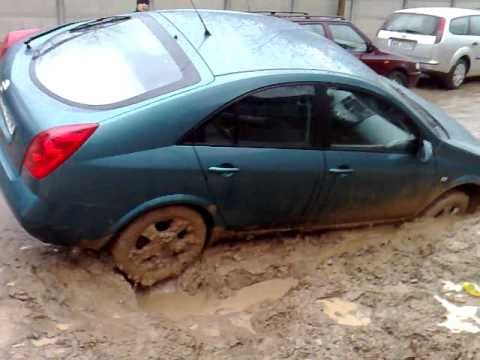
[366,43,375,53]
[417,140,433,163]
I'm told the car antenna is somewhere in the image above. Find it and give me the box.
[189,0,211,37]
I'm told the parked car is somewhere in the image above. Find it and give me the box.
[268,12,421,87]
[1,11,479,286]
[377,7,480,89]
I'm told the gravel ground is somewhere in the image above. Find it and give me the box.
[1,79,480,360]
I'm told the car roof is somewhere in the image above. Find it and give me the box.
[157,10,377,81]
[396,7,480,18]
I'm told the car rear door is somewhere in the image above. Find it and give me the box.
[467,16,480,75]
[187,84,329,229]
[313,85,436,226]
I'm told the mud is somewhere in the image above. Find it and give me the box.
[2,81,480,359]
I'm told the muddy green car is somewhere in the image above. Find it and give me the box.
[1,10,480,286]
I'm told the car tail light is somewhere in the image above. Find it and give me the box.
[435,17,446,44]
[23,123,98,180]
[0,35,7,58]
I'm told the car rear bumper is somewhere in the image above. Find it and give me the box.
[0,145,111,247]
[0,145,50,239]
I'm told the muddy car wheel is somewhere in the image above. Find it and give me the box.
[112,206,207,286]
[423,191,469,218]
[387,70,408,87]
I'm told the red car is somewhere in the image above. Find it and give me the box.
[268,13,421,87]
[1,28,40,57]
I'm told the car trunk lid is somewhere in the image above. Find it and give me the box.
[376,13,444,61]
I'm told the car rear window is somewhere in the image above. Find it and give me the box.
[33,15,199,107]
[383,13,439,36]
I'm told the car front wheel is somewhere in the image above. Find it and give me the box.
[423,190,469,218]
[111,206,207,286]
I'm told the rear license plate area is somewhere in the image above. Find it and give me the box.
[389,38,416,51]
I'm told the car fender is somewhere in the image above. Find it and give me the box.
[450,47,473,71]
[424,175,480,211]
[110,194,220,235]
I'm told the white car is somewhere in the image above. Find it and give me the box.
[376,7,480,89]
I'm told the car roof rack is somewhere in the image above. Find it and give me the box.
[283,14,347,21]
[250,11,309,16]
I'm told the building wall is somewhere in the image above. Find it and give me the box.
[0,0,475,39]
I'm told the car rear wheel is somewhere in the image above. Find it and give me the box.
[444,59,467,90]
[423,191,469,218]
[111,206,207,286]
[387,70,409,87]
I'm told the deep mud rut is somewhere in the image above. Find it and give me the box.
[2,81,480,360]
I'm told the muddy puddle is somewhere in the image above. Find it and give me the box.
[138,278,299,320]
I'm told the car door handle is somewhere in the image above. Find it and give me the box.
[208,166,240,177]
[329,167,355,175]
[473,42,479,46]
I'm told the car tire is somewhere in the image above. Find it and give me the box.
[111,206,207,286]
[444,59,468,90]
[423,190,469,218]
[387,70,409,87]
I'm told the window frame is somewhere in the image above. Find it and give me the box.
[180,82,328,150]
[320,84,424,154]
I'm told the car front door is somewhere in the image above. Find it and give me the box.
[188,85,329,230]
[313,86,437,226]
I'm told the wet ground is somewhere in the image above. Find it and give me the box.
[2,80,480,359]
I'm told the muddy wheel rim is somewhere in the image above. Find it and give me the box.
[127,217,202,279]
[453,63,466,88]
[434,205,462,218]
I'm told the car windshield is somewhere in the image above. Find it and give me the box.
[385,79,449,139]
[383,13,439,36]
[33,16,199,107]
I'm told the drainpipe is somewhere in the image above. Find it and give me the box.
[348,0,354,20]
[402,0,408,9]
[56,0,66,24]
[290,0,296,12]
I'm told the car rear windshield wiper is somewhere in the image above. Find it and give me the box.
[69,15,131,33]
[25,21,81,49]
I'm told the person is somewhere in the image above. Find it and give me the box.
[135,0,150,12]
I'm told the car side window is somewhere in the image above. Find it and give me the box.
[470,16,480,36]
[304,24,326,37]
[329,24,367,52]
[450,17,469,35]
[325,88,417,151]
[193,85,317,148]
